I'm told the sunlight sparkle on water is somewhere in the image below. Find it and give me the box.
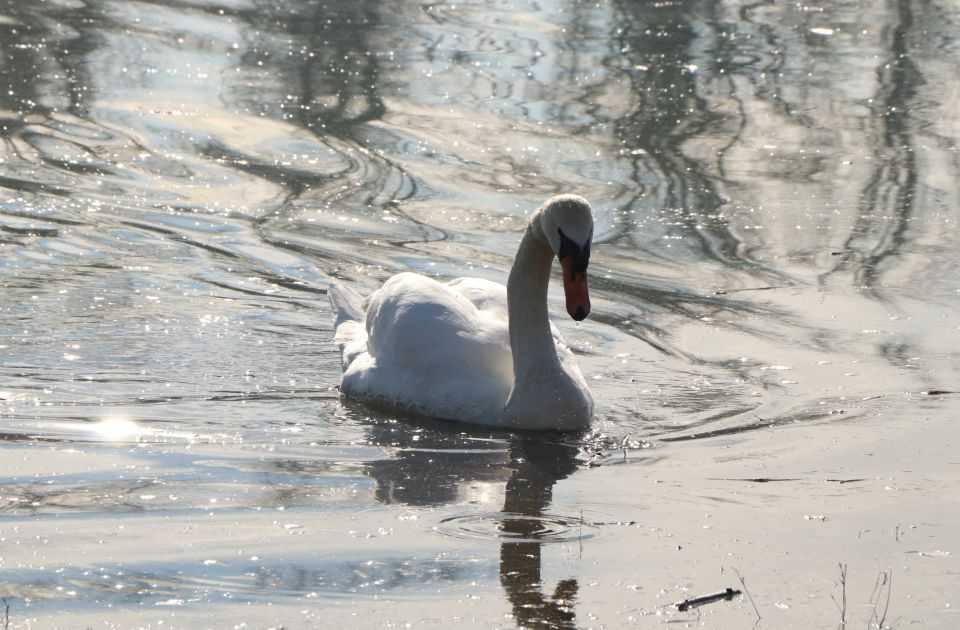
[92,416,143,441]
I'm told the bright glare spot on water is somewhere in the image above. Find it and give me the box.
[92,416,142,441]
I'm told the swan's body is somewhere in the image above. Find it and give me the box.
[330,195,595,431]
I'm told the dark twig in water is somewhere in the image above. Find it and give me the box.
[2,598,9,630]
[732,568,761,620]
[830,562,847,625]
[923,389,956,396]
[675,587,741,612]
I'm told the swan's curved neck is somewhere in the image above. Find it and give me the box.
[507,214,561,380]
[502,206,594,430]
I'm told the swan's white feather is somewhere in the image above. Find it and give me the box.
[332,273,508,423]
[330,272,579,426]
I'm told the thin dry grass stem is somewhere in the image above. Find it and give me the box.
[732,567,761,621]
[841,563,848,625]
[579,509,583,557]
[869,569,893,629]
[881,571,893,627]
[830,562,848,625]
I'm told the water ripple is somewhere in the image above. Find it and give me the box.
[437,512,598,544]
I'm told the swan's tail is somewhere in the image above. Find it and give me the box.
[329,282,365,327]
[329,282,367,370]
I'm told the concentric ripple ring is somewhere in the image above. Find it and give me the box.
[437,512,599,543]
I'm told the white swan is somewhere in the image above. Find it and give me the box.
[329,194,595,431]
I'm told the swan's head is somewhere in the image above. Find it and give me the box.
[539,195,593,322]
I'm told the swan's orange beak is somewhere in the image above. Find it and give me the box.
[560,256,590,321]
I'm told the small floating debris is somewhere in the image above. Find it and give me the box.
[711,477,802,483]
[923,389,956,396]
[676,587,742,612]
[714,285,780,295]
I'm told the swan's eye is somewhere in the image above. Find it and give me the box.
[558,228,591,273]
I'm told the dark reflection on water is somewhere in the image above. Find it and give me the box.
[364,419,511,506]
[352,419,587,626]
[498,439,581,629]
[827,0,919,295]
[608,1,754,273]
[2,0,960,624]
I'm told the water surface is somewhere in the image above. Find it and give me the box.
[1,0,959,627]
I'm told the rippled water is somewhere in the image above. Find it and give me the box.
[2,0,959,627]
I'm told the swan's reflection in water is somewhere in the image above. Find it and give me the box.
[499,439,581,629]
[365,420,583,627]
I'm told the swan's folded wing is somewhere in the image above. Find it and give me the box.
[447,277,508,315]
[365,273,509,376]
[450,276,576,378]
[340,273,514,423]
